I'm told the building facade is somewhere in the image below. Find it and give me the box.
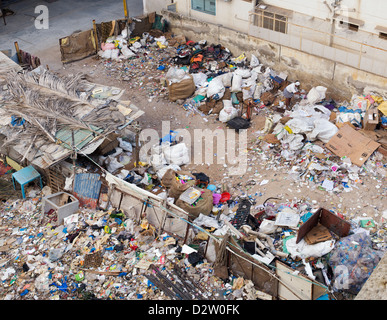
[143,0,387,80]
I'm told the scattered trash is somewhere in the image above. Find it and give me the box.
[1,13,386,301]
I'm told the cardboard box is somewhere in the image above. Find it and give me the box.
[296,208,351,244]
[325,124,380,166]
[377,145,387,158]
[363,107,380,131]
[304,223,332,245]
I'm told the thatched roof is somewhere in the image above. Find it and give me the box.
[0,68,143,169]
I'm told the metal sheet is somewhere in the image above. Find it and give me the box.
[55,126,103,151]
[73,173,101,209]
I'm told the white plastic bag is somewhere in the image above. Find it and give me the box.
[206,76,225,99]
[150,153,167,171]
[234,68,251,78]
[307,118,338,143]
[156,164,181,180]
[219,72,233,87]
[231,74,243,93]
[219,100,238,122]
[253,84,264,100]
[121,46,135,58]
[105,156,124,172]
[118,138,133,152]
[307,86,327,104]
[286,118,314,134]
[98,49,112,59]
[166,67,190,84]
[241,77,257,101]
[285,237,335,259]
[110,48,120,60]
[250,54,260,68]
[259,219,277,234]
[192,72,208,88]
[162,143,190,166]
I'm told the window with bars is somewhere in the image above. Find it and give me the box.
[255,9,288,34]
[191,0,216,15]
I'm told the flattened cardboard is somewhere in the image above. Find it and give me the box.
[325,124,380,166]
[304,223,332,245]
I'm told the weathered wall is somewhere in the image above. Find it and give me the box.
[355,251,387,300]
[163,10,387,101]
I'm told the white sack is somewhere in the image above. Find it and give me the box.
[285,237,335,259]
[231,74,243,93]
[307,118,338,143]
[206,76,225,99]
[307,86,327,104]
[219,100,238,122]
[162,142,190,166]
[192,72,208,88]
[250,54,260,68]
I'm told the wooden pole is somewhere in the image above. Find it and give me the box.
[123,0,128,19]
[123,0,130,39]
[92,19,98,53]
[14,41,21,63]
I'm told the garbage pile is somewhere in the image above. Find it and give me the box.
[1,160,386,300]
[0,190,271,300]
[1,21,387,300]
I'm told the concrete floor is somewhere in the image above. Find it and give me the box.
[0,0,143,62]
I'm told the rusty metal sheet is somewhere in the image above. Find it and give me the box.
[296,208,351,243]
[73,173,101,209]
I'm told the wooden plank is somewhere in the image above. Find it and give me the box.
[276,260,312,300]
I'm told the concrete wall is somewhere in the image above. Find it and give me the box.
[145,0,254,33]
[143,0,170,14]
[162,10,387,100]
[264,0,387,35]
[154,1,387,78]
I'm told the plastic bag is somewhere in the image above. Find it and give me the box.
[285,237,335,260]
[234,68,252,78]
[105,156,124,173]
[98,49,112,59]
[150,153,167,171]
[206,76,225,99]
[166,67,191,84]
[156,164,181,180]
[219,100,238,122]
[121,46,135,58]
[219,72,233,87]
[110,48,120,60]
[283,134,305,150]
[162,142,190,166]
[231,74,243,93]
[250,54,260,68]
[307,86,327,104]
[241,78,256,101]
[328,230,383,293]
[307,118,338,143]
[285,117,314,134]
[118,137,133,152]
[253,84,264,100]
[192,72,208,88]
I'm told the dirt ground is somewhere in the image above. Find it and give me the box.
[34,44,387,225]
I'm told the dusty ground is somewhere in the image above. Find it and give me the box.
[34,44,387,225]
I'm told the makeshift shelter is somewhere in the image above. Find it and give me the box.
[0,66,143,194]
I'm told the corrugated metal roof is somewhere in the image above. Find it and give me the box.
[55,125,103,151]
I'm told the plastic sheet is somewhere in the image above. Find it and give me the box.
[328,230,383,294]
